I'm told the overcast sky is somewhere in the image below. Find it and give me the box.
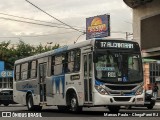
[0,0,132,46]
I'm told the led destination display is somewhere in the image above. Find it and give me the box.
[95,40,138,50]
[100,42,134,49]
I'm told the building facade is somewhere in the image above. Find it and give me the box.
[124,0,160,59]
[124,0,160,96]
[0,61,13,89]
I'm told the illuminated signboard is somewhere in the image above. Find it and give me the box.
[86,14,110,40]
[100,41,134,49]
[0,70,13,78]
[95,40,136,49]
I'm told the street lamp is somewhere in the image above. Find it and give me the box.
[47,42,53,49]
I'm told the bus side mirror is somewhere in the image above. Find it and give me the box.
[93,52,98,63]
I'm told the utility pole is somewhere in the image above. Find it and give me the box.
[126,32,133,40]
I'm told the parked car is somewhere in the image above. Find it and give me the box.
[0,89,17,106]
[126,90,156,109]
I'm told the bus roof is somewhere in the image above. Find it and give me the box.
[15,38,138,64]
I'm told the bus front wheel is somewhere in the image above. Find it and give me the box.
[108,106,120,113]
[57,106,69,112]
[147,105,153,109]
[27,94,42,111]
[69,93,82,112]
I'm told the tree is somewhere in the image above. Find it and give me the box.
[0,40,59,70]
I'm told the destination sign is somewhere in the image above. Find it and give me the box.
[101,42,134,49]
[95,41,135,49]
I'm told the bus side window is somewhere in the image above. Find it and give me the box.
[68,51,74,72]
[21,63,28,80]
[67,49,80,73]
[15,65,21,81]
[84,55,87,77]
[28,61,31,79]
[31,60,37,78]
[51,56,55,75]
[62,53,68,73]
[54,55,63,75]
[74,50,81,71]
[89,54,92,77]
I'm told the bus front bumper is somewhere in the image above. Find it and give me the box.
[94,92,144,106]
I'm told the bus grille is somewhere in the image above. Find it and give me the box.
[106,85,136,90]
[109,91,134,95]
[113,97,131,102]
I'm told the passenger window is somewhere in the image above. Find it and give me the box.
[67,49,80,73]
[21,63,28,80]
[31,60,37,78]
[51,49,80,75]
[15,65,21,81]
[54,55,63,75]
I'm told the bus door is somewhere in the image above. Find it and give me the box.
[83,53,93,104]
[39,63,47,103]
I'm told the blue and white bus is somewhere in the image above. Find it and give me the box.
[13,38,144,112]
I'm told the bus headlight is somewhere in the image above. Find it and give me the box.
[95,85,108,95]
[135,86,143,95]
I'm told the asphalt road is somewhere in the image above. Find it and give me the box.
[0,103,160,120]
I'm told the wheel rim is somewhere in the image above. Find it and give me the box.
[71,98,77,110]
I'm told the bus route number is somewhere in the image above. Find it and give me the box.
[108,72,116,77]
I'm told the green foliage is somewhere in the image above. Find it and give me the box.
[0,40,59,70]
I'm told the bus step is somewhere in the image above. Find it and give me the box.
[39,102,47,106]
[84,102,93,106]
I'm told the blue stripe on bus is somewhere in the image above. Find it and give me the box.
[53,46,68,54]
[95,80,104,85]
[52,75,65,98]
[17,90,34,93]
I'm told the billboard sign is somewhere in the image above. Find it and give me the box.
[0,70,13,78]
[86,14,110,40]
[0,61,4,71]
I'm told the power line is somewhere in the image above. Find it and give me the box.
[0,31,77,38]
[25,0,85,34]
[0,12,85,30]
[0,12,64,26]
[74,33,85,44]
[0,13,130,35]
[0,16,74,29]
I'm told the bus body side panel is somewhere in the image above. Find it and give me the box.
[45,73,84,106]
[51,75,66,105]
[45,76,54,105]
[13,79,39,105]
[13,81,24,105]
[65,72,84,106]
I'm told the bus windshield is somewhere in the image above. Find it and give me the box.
[94,51,143,84]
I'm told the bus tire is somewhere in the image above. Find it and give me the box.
[108,106,120,113]
[147,105,153,109]
[57,106,69,112]
[4,104,9,106]
[69,93,82,112]
[27,94,42,111]
[35,106,42,111]
[126,105,132,109]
